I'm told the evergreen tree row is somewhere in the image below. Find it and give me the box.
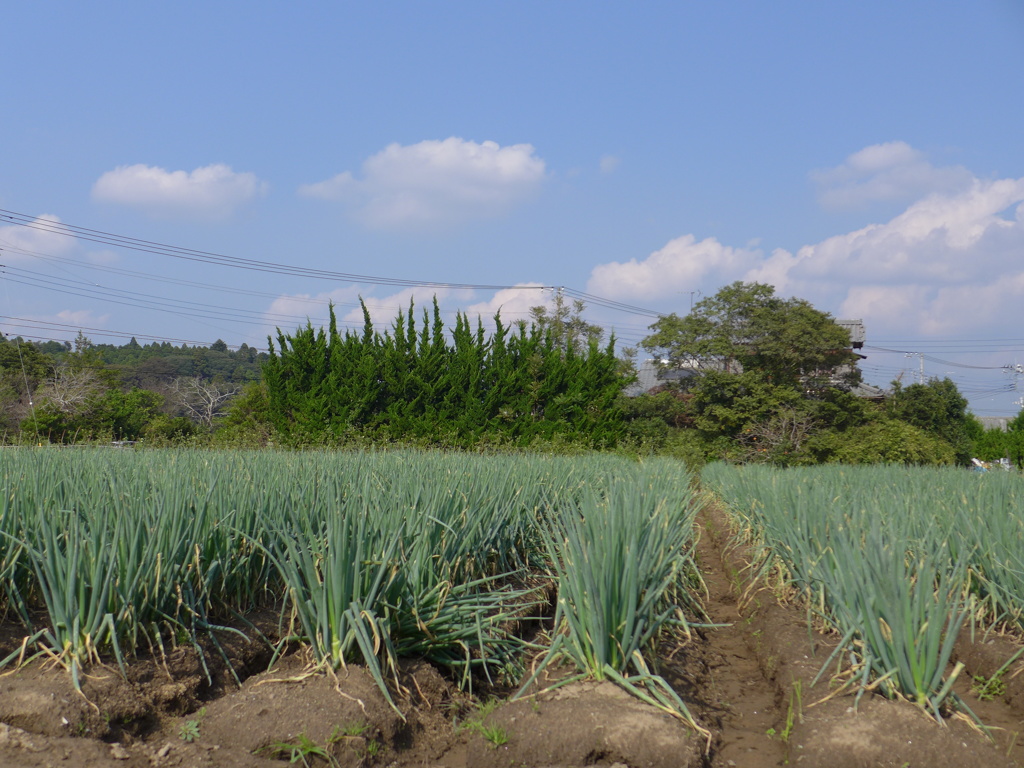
[262,299,625,447]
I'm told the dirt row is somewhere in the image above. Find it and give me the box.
[695,506,1024,768]
[2,507,1024,767]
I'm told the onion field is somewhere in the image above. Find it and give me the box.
[0,448,704,725]
[703,462,1024,721]
[5,450,1024,766]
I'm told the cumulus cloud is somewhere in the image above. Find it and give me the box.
[811,141,973,210]
[586,235,763,301]
[341,287,459,326]
[750,175,1024,337]
[92,163,268,220]
[265,286,458,335]
[587,145,1024,341]
[262,284,554,344]
[299,138,546,230]
[748,177,1024,295]
[464,284,548,322]
[0,214,76,260]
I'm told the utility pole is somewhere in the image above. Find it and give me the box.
[905,352,925,385]
[1008,363,1023,410]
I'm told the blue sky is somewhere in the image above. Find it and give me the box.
[2,1,1024,414]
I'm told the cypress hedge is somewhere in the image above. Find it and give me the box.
[263,299,625,448]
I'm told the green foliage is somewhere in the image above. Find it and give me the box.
[262,732,340,767]
[619,389,691,429]
[262,298,626,448]
[972,426,1024,468]
[179,708,206,743]
[972,671,1007,701]
[143,414,203,444]
[642,281,857,390]
[688,370,805,438]
[214,381,274,447]
[94,388,163,440]
[458,700,512,748]
[803,388,876,432]
[0,338,52,432]
[1010,410,1024,433]
[529,291,603,354]
[98,339,265,386]
[2,331,266,444]
[516,465,708,738]
[22,387,163,443]
[887,378,973,464]
[806,418,956,465]
[632,283,869,465]
[0,448,707,736]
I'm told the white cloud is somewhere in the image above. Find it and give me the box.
[92,163,268,220]
[599,155,621,174]
[0,214,76,260]
[811,141,973,210]
[586,235,763,301]
[54,309,111,327]
[753,175,1024,338]
[263,284,553,344]
[299,138,546,230]
[264,287,363,335]
[748,177,1024,294]
[464,284,548,322]
[340,287,458,327]
[838,275,1024,337]
[264,286,457,334]
[587,144,1024,342]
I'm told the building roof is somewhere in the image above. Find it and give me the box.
[978,416,1011,432]
[836,319,865,348]
[623,359,696,397]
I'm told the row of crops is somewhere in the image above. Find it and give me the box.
[0,448,703,725]
[703,462,1024,720]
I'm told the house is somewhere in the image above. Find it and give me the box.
[623,359,697,397]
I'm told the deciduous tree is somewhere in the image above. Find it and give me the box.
[642,281,857,390]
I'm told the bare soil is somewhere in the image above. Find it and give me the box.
[2,505,1024,767]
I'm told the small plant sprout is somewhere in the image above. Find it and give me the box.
[262,732,338,768]
[178,707,206,743]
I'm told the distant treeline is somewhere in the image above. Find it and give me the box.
[3,287,1023,471]
[43,336,267,386]
[0,332,266,442]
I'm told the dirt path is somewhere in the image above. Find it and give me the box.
[685,507,789,767]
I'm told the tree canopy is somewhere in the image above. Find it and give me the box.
[887,377,974,464]
[641,281,858,389]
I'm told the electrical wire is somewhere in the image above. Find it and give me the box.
[0,208,555,292]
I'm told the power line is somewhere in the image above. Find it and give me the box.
[0,208,554,293]
[0,207,670,352]
[863,345,1010,370]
